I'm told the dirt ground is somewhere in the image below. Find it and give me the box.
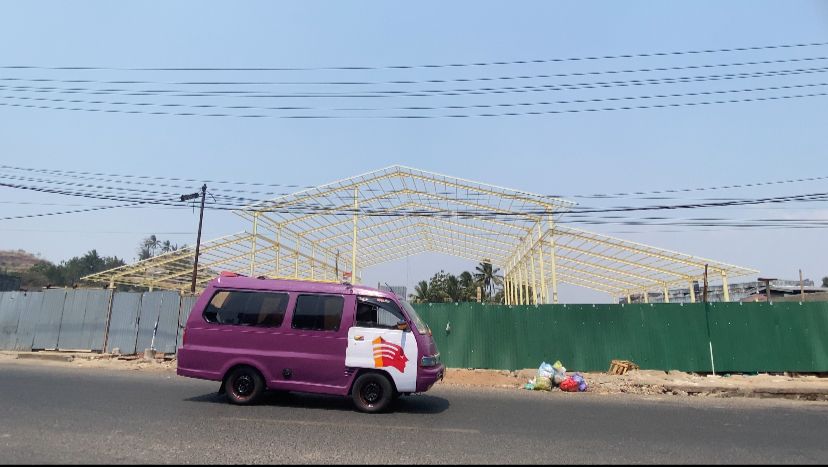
[3,351,827,400]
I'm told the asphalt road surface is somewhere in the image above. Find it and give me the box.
[1,362,827,464]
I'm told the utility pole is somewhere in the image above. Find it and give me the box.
[758,277,777,303]
[181,184,207,294]
[703,264,709,303]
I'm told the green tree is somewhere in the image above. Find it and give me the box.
[474,261,503,301]
[160,240,179,253]
[20,250,125,288]
[458,271,475,301]
[823,277,828,288]
[411,281,430,303]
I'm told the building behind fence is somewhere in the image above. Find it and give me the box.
[0,289,826,373]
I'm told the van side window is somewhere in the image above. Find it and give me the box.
[355,297,405,329]
[203,290,289,327]
[291,294,344,332]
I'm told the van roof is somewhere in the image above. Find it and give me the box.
[207,275,400,300]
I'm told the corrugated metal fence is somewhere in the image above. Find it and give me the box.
[0,290,199,355]
[414,302,828,372]
[1,290,826,373]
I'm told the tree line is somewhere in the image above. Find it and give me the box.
[409,262,505,304]
[13,235,182,290]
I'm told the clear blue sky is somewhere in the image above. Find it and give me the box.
[1,1,827,302]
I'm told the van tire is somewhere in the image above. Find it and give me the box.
[352,373,394,413]
[225,367,265,405]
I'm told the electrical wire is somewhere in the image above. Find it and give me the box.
[2,88,826,119]
[3,164,826,202]
[2,41,826,71]
[4,66,827,99]
[3,56,828,88]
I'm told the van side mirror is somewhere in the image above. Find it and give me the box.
[396,320,409,331]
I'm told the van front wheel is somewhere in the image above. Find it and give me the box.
[225,367,265,405]
[352,373,394,413]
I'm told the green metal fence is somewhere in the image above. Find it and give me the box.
[413,302,828,373]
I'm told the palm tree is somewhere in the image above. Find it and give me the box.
[412,281,430,303]
[474,261,503,301]
[160,240,180,254]
[143,235,160,257]
[459,271,475,301]
[445,274,462,302]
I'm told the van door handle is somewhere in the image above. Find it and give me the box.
[354,336,364,341]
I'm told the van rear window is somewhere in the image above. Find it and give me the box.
[203,290,289,327]
[291,294,344,332]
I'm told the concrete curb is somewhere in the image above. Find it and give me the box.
[662,383,828,401]
[16,353,75,363]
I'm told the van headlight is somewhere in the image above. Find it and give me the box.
[420,354,440,367]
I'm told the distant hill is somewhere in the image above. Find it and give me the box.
[0,250,46,273]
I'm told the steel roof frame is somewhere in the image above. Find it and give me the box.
[84,166,757,302]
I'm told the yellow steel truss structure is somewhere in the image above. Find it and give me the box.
[83,166,757,301]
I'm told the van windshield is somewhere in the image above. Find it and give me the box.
[401,300,431,336]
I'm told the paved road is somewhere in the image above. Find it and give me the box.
[1,362,827,464]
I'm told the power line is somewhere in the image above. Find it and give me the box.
[2,178,826,220]
[2,41,826,71]
[0,202,142,221]
[2,88,826,119]
[3,56,827,87]
[6,80,828,114]
[4,66,827,99]
[0,164,314,190]
[3,165,826,202]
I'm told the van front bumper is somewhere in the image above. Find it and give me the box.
[416,363,445,393]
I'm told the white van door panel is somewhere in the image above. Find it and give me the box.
[346,327,418,392]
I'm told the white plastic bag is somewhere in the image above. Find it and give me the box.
[538,362,554,379]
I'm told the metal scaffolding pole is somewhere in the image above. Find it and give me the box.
[537,224,547,304]
[530,251,538,305]
[250,213,259,276]
[722,272,731,302]
[352,187,359,282]
[275,225,281,277]
[548,216,559,304]
[518,263,525,305]
[524,261,532,305]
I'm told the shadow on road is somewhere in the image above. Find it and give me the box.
[186,390,450,414]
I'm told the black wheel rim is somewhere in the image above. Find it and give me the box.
[362,382,382,405]
[233,375,254,398]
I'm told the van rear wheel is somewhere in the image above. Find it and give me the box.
[352,373,394,413]
[225,367,265,405]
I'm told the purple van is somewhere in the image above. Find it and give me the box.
[177,273,444,413]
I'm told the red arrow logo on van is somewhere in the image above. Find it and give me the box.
[372,337,408,372]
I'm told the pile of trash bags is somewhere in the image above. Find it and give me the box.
[524,361,588,393]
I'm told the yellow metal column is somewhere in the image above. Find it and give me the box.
[351,187,359,282]
[688,281,696,303]
[250,213,259,276]
[537,224,547,304]
[275,225,281,278]
[530,251,538,305]
[548,215,559,304]
[722,272,730,302]
[311,243,316,280]
[524,261,532,305]
[518,264,525,305]
[505,275,511,305]
[295,235,301,279]
[662,286,670,304]
[626,292,632,304]
[643,290,649,304]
